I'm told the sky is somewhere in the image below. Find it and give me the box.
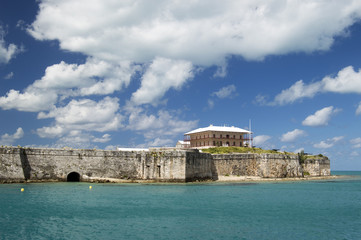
[0,0,361,170]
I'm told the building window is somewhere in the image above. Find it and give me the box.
[226,135,229,139]
[213,134,216,138]
[213,141,215,146]
[233,142,235,146]
[220,134,222,138]
[233,135,235,139]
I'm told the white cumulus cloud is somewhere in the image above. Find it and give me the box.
[131,57,193,105]
[0,128,24,146]
[314,136,344,149]
[253,135,271,146]
[207,99,215,110]
[40,131,112,149]
[0,26,21,64]
[314,141,334,149]
[55,131,95,149]
[272,66,361,105]
[93,134,111,143]
[322,66,361,93]
[28,0,361,65]
[3,0,361,113]
[302,106,341,127]
[351,151,359,157]
[281,129,306,142]
[125,104,198,141]
[146,138,175,147]
[0,89,58,112]
[3,0,361,146]
[356,102,361,115]
[212,85,237,99]
[0,58,136,112]
[273,80,322,105]
[37,97,122,138]
[350,137,361,148]
[4,72,14,79]
[23,0,361,110]
[33,58,135,95]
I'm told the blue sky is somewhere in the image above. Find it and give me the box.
[1,0,361,170]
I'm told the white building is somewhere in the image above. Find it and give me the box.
[175,140,191,148]
[183,125,252,149]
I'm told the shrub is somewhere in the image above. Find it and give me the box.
[298,150,306,164]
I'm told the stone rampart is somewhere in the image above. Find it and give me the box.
[0,147,209,183]
[211,153,303,178]
[185,151,213,181]
[0,147,330,183]
[303,157,330,176]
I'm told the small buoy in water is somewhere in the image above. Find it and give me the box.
[89,186,92,189]
[21,188,24,192]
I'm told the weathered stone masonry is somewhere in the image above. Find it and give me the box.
[303,158,331,176]
[212,153,303,178]
[0,147,330,183]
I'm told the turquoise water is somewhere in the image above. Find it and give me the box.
[1,171,361,240]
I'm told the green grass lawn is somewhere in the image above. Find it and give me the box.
[201,147,327,160]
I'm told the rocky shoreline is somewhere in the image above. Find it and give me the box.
[215,174,343,182]
[0,175,345,184]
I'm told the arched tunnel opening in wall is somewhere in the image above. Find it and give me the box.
[67,172,81,182]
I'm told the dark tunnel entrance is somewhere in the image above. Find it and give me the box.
[67,172,80,182]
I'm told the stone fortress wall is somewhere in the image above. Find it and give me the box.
[0,147,330,183]
[303,158,331,176]
[212,153,303,178]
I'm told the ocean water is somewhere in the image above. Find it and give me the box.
[1,171,361,240]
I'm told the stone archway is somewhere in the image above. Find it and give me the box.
[67,172,80,182]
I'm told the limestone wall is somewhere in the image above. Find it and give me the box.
[0,147,141,182]
[185,151,213,181]
[0,147,199,183]
[212,153,303,178]
[303,157,330,176]
[139,149,188,181]
[0,147,330,183]
[0,147,25,181]
[259,154,303,178]
[211,153,260,178]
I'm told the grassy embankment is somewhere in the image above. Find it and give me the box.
[201,147,327,160]
[202,147,328,177]
[201,147,294,155]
